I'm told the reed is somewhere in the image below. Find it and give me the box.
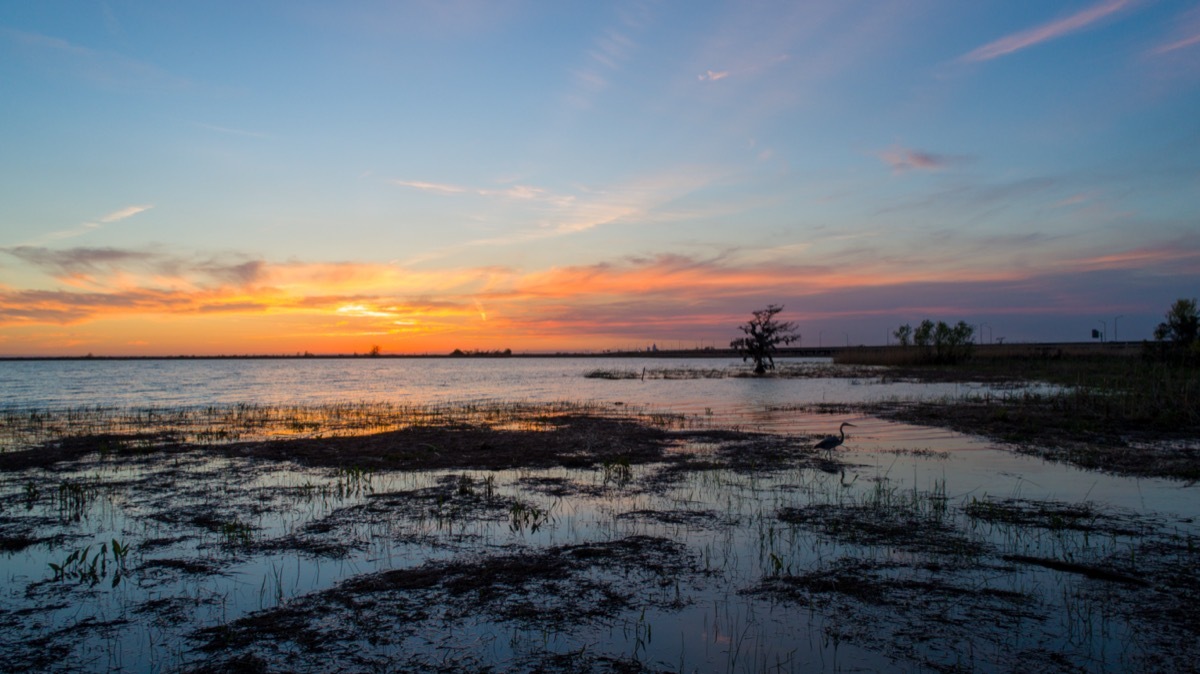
[842,344,1199,431]
[0,400,616,453]
[48,538,130,586]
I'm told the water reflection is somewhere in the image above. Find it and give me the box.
[0,356,1050,411]
[0,404,1195,672]
[0,360,1194,671]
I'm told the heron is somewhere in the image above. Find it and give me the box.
[815,422,856,454]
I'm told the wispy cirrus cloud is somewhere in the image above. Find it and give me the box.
[391,167,716,256]
[1149,5,1200,55]
[1154,33,1200,55]
[1,27,193,91]
[18,204,153,246]
[100,204,153,223]
[564,2,656,109]
[878,146,964,173]
[195,122,268,139]
[1068,243,1200,273]
[390,179,467,195]
[960,0,1132,63]
[391,177,577,209]
[695,53,789,84]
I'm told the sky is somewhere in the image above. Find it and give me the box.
[1,0,1198,356]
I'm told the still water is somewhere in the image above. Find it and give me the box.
[0,356,1191,514]
[1,356,999,424]
[1,357,1196,672]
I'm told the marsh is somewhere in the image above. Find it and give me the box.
[0,357,1196,672]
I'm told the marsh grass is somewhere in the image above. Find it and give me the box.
[2,399,1197,672]
[48,538,131,586]
[759,474,1200,671]
[777,478,981,557]
[54,478,99,522]
[829,347,1200,478]
[583,363,879,380]
[0,400,621,456]
[840,345,1199,431]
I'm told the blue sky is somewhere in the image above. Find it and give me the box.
[1,1,1197,355]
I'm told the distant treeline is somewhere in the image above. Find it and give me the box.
[449,348,514,357]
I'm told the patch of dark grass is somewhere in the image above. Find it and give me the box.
[869,398,1200,480]
[173,414,670,473]
[518,475,608,498]
[583,364,879,380]
[134,596,213,627]
[254,473,529,554]
[616,509,724,528]
[256,534,361,558]
[964,497,1145,536]
[0,533,47,553]
[192,535,701,670]
[759,491,1200,672]
[749,557,1046,672]
[1001,553,1151,587]
[754,557,1028,607]
[140,558,220,575]
[778,502,983,557]
[0,432,185,471]
[829,346,1200,480]
[669,428,848,475]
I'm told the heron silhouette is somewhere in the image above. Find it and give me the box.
[815,422,856,454]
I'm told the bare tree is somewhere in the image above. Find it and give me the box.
[731,305,800,375]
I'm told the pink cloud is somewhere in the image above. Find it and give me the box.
[878,146,959,173]
[1151,6,1200,55]
[961,0,1131,63]
[698,69,729,82]
[390,179,466,194]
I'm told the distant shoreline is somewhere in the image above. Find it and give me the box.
[0,342,1140,362]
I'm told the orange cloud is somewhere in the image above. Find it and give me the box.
[2,238,1197,355]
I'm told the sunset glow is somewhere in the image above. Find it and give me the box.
[2,2,1198,355]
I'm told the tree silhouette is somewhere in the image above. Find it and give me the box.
[1154,298,1199,347]
[896,319,974,363]
[731,305,800,375]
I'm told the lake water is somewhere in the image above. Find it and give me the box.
[1,356,1191,514]
[1,356,1006,426]
[2,357,1197,671]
